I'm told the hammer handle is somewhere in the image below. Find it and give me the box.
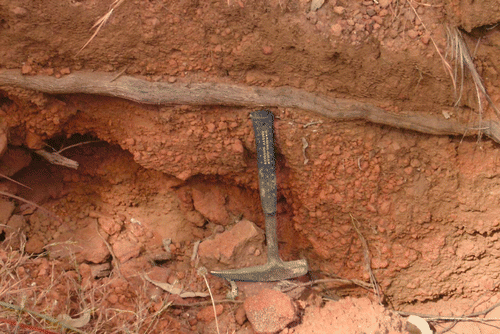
[250,110,277,215]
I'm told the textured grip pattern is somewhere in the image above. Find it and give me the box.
[251,110,277,215]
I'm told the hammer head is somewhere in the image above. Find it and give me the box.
[210,258,308,282]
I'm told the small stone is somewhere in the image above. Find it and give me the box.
[177,170,192,180]
[244,289,297,333]
[60,67,71,75]
[196,304,223,323]
[410,159,421,168]
[355,23,365,32]
[108,293,119,304]
[25,131,43,149]
[0,200,15,225]
[407,29,419,39]
[169,243,177,252]
[388,29,399,39]
[379,201,392,215]
[372,15,383,24]
[0,147,32,176]
[11,7,28,16]
[0,127,7,157]
[331,23,343,37]
[25,235,45,253]
[214,225,225,233]
[379,0,392,8]
[147,266,170,282]
[123,138,135,146]
[198,219,264,266]
[192,184,231,225]
[262,46,273,55]
[235,305,247,325]
[333,6,345,15]
[186,210,206,227]
[98,216,122,235]
[366,8,376,17]
[112,236,142,263]
[89,263,111,278]
[232,139,244,153]
[168,76,177,83]
[21,64,32,75]
[420,33,431,45]
[206,123,216,133]
[47,223,110,263]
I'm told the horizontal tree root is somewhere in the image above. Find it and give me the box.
[1,69,499,143]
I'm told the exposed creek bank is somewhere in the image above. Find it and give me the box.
[2,72,500,308]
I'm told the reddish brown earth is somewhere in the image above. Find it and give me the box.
[2,0,500,333]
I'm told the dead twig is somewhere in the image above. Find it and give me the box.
[3,70,500,143]
[197,267,220,334]
[34,150,79,169]
[38,139,102,169]
[350,214,382,304]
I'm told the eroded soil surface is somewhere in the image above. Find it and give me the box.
[2,0,500,333]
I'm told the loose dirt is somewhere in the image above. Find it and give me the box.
[2,0,500,333]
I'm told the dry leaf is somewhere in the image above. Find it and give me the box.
[58,310,91,328]
[407,315,433,334]
[144,275,209,298]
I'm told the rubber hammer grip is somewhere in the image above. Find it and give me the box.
[250,110,277,215]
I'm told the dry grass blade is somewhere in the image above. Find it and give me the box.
[406,0,456,91]
[0,301,87,334]
[398,298,500,333]
[197,267,220,334]
[0,317,60,334]
[0,191,62,222]
[57,140,102,154]
[350,214,382,304]
[446,26,500,121]
[77,0,126,55]
[279,277,374,293]
[0,173,32,190]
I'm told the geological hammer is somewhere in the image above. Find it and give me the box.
[211,110,308,281]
